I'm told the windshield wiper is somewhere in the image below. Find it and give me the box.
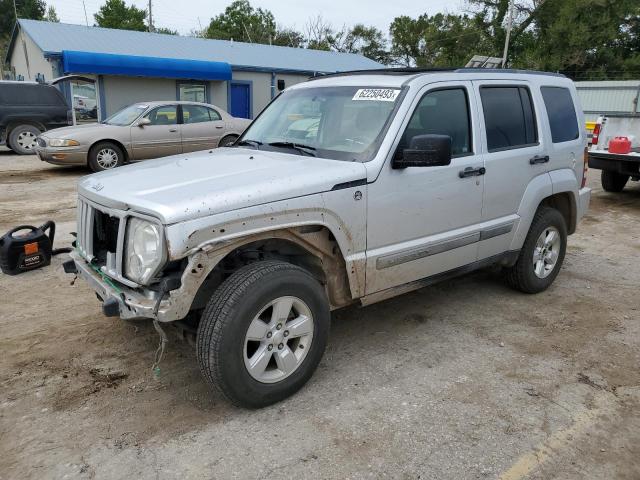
[267,141,316,156]
[235,139,263,148]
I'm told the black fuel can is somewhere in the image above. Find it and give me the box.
[0,222,55,275]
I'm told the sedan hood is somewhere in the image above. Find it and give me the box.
[78,148,367,224]
[41,123,114,139]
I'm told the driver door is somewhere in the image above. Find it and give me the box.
[365,81,485,294]
[130,104,182,160]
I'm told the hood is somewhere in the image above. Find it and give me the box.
[41,123,114,139]
[77,148,367,224]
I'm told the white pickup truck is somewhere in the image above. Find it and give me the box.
[66,68,591,407]
[588,114,640,192]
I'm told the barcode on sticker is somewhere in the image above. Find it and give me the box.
[352,89,400,102]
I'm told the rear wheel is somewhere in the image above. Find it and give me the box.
[8,125,40,155]
[196,260,330,408]
[88,142,124,172]
[218,135,238,147]
[601,170,629,192]
[504,206,567,294]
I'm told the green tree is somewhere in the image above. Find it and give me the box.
[45,5,59,22]
[272,27,305,48]
[94,0,147,32]
[205,0,276,44]
[155,27,178,35]
[343,24,390,64]
[0,0,46,73]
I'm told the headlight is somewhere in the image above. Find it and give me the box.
[124,218,163,284]
[48,138,80,147]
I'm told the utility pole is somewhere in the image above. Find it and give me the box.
[13,0,18,20]
[501,0,515,68]
[148,0,154,32]
[82,0,89,26]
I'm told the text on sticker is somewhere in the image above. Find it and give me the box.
[352,89,400,102]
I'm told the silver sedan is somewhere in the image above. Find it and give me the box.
[35,101,251,172]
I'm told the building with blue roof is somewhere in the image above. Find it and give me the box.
[6,19,382,121]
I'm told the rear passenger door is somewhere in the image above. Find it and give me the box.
[473,81,547,259]
[180,105,225,153]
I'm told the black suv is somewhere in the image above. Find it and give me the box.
[0,82,72,155]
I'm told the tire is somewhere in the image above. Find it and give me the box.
[218,135,238,147]
[196,260,330,408]
[88,142,125,172]
[8,125,41,155]
[504,206,567,294]
[601,170,629,192]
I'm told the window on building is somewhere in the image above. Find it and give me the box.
[480,86,537,151]
[145,105,178,125]
[71,79,98,124]
[178,83,206,103]
[182,105,222,123]
[396,88,472,159]
[541,87,579,143]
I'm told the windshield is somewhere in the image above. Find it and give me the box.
[104,104,148,126]
[238,86,404,161]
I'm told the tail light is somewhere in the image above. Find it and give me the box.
[591,123,601,146]
[581,147,588,188]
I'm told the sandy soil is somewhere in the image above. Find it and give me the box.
[0,151,638,480]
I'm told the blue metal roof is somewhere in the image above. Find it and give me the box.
[17,19,383,74]
[62,50,232,80]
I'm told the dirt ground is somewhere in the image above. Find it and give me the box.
[0,150,638,480]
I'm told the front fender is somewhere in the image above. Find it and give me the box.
[164,188,367,299]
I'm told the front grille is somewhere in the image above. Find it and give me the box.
[37,138,46,148]
[77,197,133,285]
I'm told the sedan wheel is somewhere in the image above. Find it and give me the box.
[96,148,119,169]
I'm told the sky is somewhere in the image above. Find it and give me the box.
[47,0,466,36]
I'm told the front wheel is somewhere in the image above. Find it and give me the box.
[8,125,41,154]
[196,260,330,408]
[88,142,124,172]
[504,206,567,294]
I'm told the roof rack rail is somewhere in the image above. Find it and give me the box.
[310,67,566,80]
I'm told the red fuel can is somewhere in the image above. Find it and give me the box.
[609,136,632,154]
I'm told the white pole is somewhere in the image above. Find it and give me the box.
[82,0,89,26]
[148,0,154,32]
[502,0,515,68]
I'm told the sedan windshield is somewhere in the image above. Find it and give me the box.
[104,104,148,126]
[238,86,404,162]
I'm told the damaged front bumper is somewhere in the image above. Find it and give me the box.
[68,250,207,322]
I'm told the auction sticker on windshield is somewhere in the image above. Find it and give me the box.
[352,88,401,102]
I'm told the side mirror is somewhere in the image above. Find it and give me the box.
[393,134,452,169]
[277,79,285,91]
[137,117,151,127]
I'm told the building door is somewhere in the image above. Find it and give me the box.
[230,82,251,118]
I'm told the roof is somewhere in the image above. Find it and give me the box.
[14,19,382,74]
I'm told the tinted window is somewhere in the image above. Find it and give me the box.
[541,87,579,143]
[145,105,178,125]
[0,84,65,106]
[480,87,537,151]
[397,88,472,158]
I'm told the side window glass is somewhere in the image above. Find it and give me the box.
[208,108,222,121]
[145,105,177,125]
[480,86,537,151]
[541,87,579,143]
[182,105,212,124]
[396,88,472,159]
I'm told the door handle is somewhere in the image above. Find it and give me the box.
[529,155,550,165]
[215,125,224,129]
[459,166,486,178]
[169,128,177,132]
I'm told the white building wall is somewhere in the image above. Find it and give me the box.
[9,28,54,81]
[101,76,177,117]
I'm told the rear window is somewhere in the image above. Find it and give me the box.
[480,86,538,152]
[0,84,66,106]
[541,87,579,143]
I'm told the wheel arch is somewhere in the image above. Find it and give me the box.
[88,138,130,163]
